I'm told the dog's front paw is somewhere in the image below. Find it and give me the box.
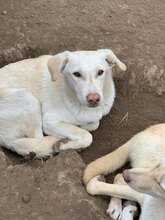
[53,138,69,155]
[88,175,106,183]
[121,201,138,220]
[106,199,122,220]
[97,175,106,182]
[86,175,105,195]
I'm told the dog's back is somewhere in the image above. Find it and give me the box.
[0,55,52,99]
[130,123,165,168]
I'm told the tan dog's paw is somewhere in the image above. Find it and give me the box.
[97,175,106,182]
[121,201,138,220]
[86,175,106,195]
[122,201,138,220]
[88,175,106,183]
[106,199,122,220]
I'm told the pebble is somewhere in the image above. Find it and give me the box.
[22,194,30,203]
[82,10,87,14]
[2,10,7,15]
[7,165,14,172]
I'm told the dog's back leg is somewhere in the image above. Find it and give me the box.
[0,88,62,158]
[9,136,61,159]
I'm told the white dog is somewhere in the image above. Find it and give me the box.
[0,49,126,158]
[84,123,165,220]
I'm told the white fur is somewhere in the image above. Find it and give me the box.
[121,205,137,220]
[0,49,126,158]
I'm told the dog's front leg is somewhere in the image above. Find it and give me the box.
[107,174,138,220]
[43,120,93,152]
[106,174,123,220]
[86,176,144,205]
[81,122,100,132]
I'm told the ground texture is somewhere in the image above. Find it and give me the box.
[0,0,165,219]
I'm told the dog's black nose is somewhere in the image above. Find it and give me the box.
[122,169,131,183]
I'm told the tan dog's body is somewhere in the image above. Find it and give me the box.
[84,124,165,220]
[0,50,126,158]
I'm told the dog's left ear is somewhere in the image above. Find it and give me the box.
[98,49,127,71]
[47,51,69,81]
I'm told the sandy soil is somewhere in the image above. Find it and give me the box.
[0,0,165,219]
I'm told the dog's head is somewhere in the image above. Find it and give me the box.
[122,163,165,199]
[47,49,126,107]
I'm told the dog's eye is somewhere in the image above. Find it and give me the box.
[73,72,81,77]
[97,70,104,76]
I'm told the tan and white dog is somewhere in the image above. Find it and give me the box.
[83,123,165,220]
[0,49,126,158]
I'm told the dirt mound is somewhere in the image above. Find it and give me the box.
[0,150,108,220]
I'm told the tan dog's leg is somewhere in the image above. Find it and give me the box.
[106,174,124,220]
[121,201,138,220]
[106,174,138,220]
[86,176,144,204]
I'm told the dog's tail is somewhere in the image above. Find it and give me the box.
[83,140,131,185]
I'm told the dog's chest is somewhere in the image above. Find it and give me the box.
[75,109,103,124]
[56,107,103,125]
[140,196,165,220]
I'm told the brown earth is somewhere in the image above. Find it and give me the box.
[0,0,165,219]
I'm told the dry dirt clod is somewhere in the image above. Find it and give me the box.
[22,194,30,203]
[2,10,7,15]
[7,165,14,172]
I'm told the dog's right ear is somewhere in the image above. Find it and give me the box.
[98,49,127,71]
[47,51,69,81]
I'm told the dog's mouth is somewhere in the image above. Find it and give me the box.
[88,103,100,108]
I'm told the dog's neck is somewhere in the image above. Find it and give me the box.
[61,76,104,124]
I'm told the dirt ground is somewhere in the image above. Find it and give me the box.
[0,0,165,219]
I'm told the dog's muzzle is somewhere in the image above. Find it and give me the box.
[122,169,131,183]
[86,93,100,107]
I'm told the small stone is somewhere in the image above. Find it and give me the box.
[82,10,87,14]
[2,10,7,15]
[7,165,14,172]
[22,194,30,203]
